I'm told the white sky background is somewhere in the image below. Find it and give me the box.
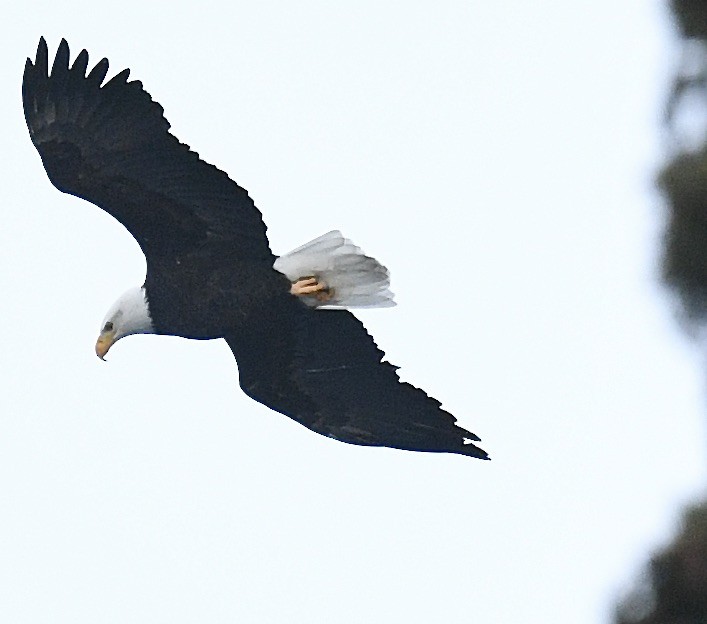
[0,2,704,623]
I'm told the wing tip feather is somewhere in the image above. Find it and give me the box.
[34,36,48,74]
[51,38,69,75]
[104,67,131,88]
[87,57,109,84]
[71,48,89,75]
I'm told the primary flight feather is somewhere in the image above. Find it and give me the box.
[23,37,488,459]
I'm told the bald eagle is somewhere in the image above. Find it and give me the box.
[22,38,488,459]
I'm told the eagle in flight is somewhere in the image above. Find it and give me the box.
[22,38,488,459]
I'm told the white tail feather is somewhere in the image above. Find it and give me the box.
[273,231,395,309]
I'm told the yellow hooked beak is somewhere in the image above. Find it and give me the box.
[95,328,117,360]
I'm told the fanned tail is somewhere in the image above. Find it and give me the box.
[274,231,395,309]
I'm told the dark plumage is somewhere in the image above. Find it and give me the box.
[22,37,488,459]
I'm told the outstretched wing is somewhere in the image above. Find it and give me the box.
[225,300,488,459]
[22,37,272,261]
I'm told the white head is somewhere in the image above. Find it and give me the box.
[95,286,154,360]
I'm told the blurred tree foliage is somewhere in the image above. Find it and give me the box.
[612,3,707,623]
[614,503,707,624]
[670,0,707,38]
[662,0,707,324]
[660,151,707,321]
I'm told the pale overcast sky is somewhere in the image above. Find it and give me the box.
[1,2,704,623]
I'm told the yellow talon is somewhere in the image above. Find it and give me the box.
[290,276,333,301]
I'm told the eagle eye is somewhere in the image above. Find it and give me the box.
[103,321,114,332]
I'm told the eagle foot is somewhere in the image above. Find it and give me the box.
[290,276,334,302]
